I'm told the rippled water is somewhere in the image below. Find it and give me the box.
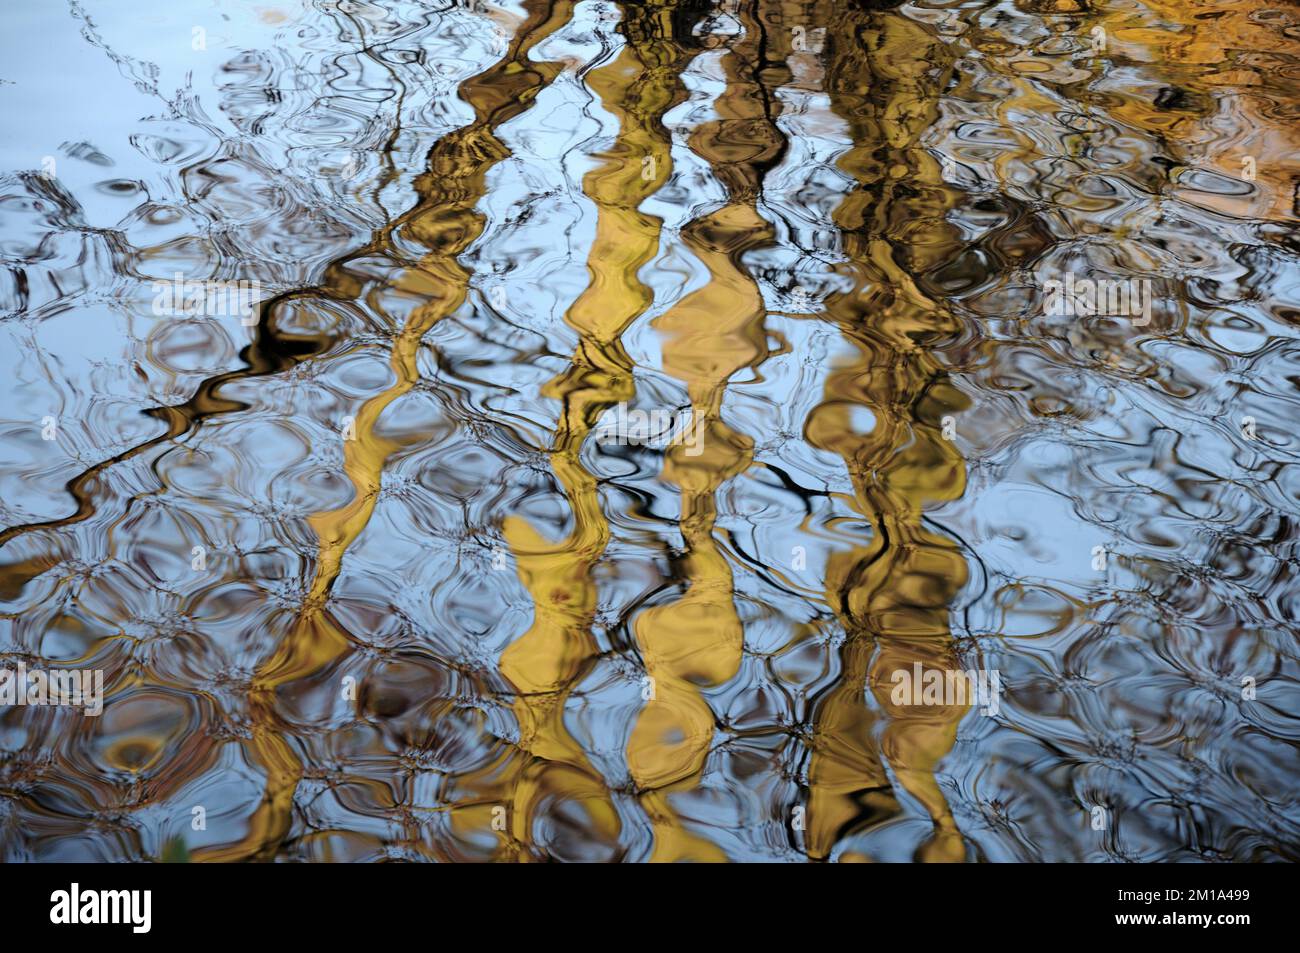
[1,0,1298,863]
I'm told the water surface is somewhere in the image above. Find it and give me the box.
[1,0,1298,862]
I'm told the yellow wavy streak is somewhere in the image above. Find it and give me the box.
[629,0,788,862]
[485,1,701,861]
[195,0,577,862]
[803,8,971,863]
